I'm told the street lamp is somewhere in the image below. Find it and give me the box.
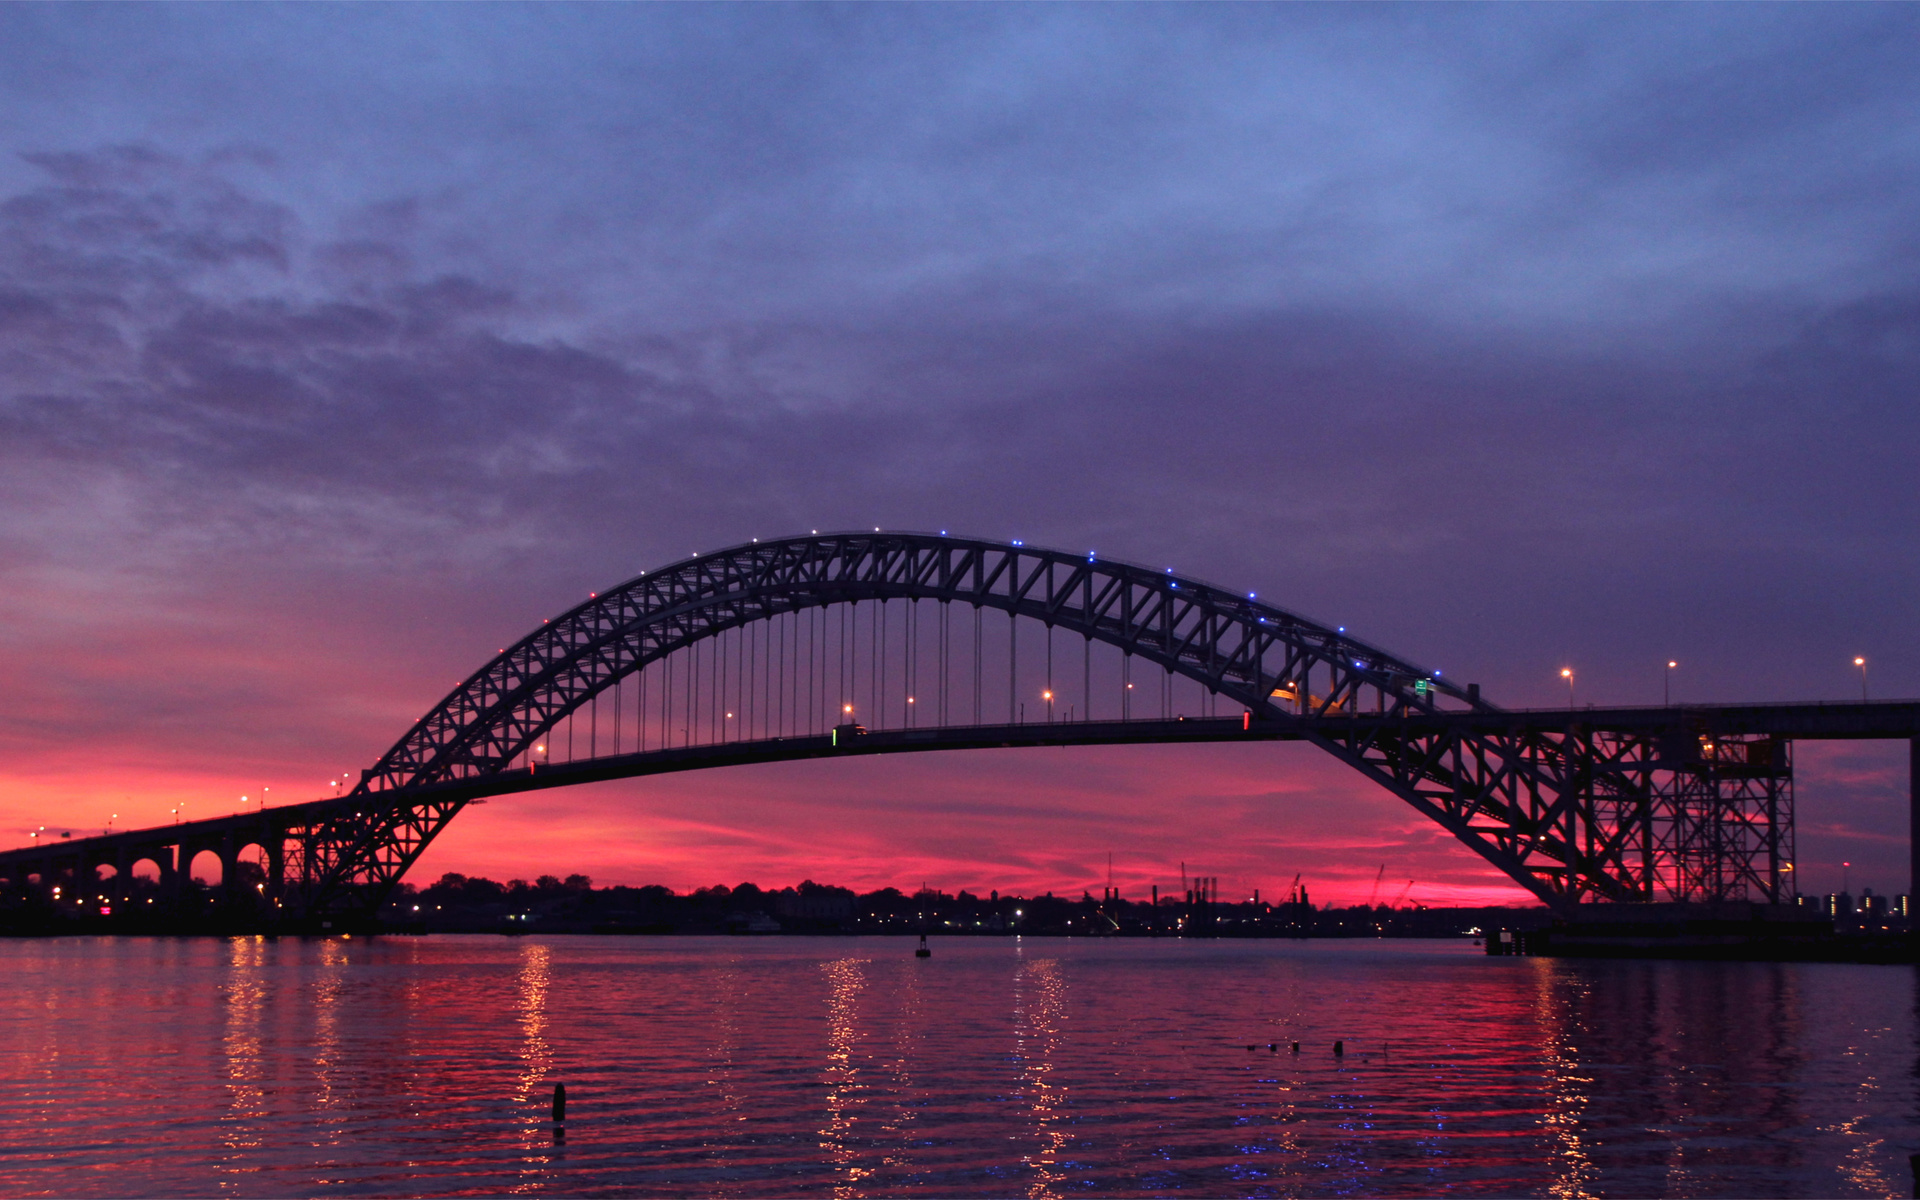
[1560,668,1574,709]
[1665,661,1677,707]
[1043,689,1054,723]
[1855,657,1868,702]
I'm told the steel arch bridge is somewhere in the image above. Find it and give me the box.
[4,531,1830,928]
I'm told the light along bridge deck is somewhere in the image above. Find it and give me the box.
[6,703,1918,930]
[15,701,1915,863]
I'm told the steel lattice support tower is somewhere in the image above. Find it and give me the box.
[1649,734,1794,904]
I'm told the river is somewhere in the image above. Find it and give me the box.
[0,935,1913,1197]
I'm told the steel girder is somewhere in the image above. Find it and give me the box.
[284,531,1683,919]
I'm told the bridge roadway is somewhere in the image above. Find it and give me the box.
[5,702,1918,918]
[0,717,1266,885]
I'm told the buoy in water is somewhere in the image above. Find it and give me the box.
[916,934,931,958]
[552,1082,566,1122]
[1333,1040,1344,1056]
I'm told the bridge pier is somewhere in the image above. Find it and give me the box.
[219,832,238,907]
[159,845,183,906]
[267,836,286,912]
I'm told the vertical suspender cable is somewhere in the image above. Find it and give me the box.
[1084,633,1091,723]
[973,605,982,724]
[1009,609,1017,724]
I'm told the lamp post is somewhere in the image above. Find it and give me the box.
[1855,657,1868,702]
[1665,661,1677,707]
[1561,668,1575,710]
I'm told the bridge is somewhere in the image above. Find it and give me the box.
[4,531,1917,932]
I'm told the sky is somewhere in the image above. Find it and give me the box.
[1,4,1916,906]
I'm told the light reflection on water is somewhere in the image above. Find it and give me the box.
[0,936,1913,1198]
[820,957,868,1197]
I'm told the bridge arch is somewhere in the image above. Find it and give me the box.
[286,530,1663,921]
[12,532,1743,931]
[360,532,1476,794]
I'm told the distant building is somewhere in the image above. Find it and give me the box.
[725,911,782,933]
[775,892,853,922]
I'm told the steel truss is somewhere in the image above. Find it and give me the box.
[1653,734,1793,903]
[0,533,1806,922]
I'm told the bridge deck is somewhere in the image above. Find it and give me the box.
[0,717,1269,865]
[6,702,1917,866]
